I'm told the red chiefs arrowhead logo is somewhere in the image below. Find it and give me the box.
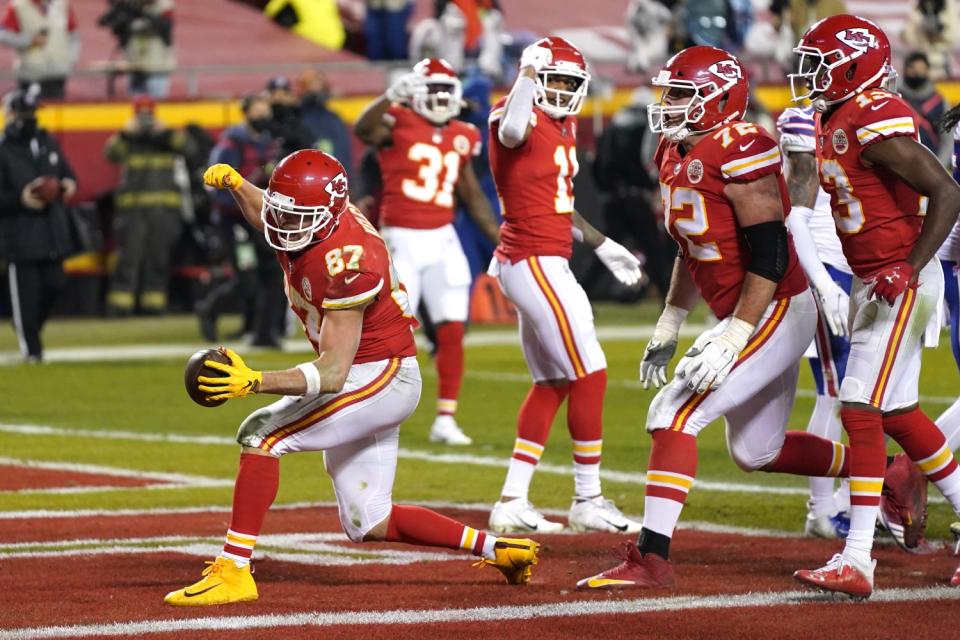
[709,59,742,81]
[324,173,348,206]
[836,28,877,50]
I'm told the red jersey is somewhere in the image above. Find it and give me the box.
[815,89,926,279]
[489,97,577,261]
[656,121,808,319]
[277,204,417,364]
[378,104,482,229]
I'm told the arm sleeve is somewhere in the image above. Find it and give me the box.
[719,131,783,183]
[786,205,834,291]
[322,271,384,310]
[494,76,537,145]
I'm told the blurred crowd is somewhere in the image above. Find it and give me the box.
[2,0,960,362]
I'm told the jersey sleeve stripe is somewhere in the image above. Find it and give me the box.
[780,126,815,135]
[488,107,505,124]
[856,118,916,143]
[721,147,781,178]
[322,278,385,309]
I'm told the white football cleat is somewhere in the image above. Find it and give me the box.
[489,498,564,534]
[428,415,473,446]
[568,496,642,534]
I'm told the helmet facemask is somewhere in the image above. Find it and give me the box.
[412,77,463,125]
[648,72,733,142]
[535,66,590,118]
[261,190,336,252]
[789,41,889,112]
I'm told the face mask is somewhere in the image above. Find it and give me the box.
[136,112,155,129]
[903,75,927,90]
[10,115,37,138]
[248,117,270,133]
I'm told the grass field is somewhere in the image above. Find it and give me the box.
[2,302,959,539]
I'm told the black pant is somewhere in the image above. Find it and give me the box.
[7,260,66,359]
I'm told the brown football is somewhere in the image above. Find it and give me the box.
[184,347,231,407]
[31,175,61,203]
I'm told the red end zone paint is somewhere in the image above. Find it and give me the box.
[0,465,166,492]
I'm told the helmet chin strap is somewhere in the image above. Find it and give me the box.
[665,126,690,142]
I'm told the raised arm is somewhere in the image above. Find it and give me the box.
[354,73,424,147]
[203,164,266,231]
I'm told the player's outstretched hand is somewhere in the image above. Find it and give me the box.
[595,238,645,287]
[386,72,426,103]
[640,338,677,389]
[519,43,552,72]
[815,280,850,336]
[198,347,263,401]
[866,262,915,307]
[203,164,243,191]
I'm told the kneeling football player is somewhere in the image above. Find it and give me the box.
[164,150,538,606]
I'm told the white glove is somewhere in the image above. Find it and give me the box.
[595,238,645,287]
[640,305,688,389]
[812,275,850,337]
[675,318,754,394]
[385,72,425,103]
[520,43,552,72]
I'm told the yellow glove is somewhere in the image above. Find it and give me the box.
[198,348,263,401]
[203,164,243,191]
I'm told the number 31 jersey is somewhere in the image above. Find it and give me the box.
[814,89,926,279]
[378,104,482,230]
[277,204,417,364]
[489,97,578,262]
[656,121,807,319]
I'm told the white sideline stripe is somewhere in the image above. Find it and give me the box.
[0,456,232,494]
[3,586,958,639]
[0,423,812,497]
[0,325,716,366]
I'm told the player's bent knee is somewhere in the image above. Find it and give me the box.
[729,445,778,473]
[838,376,869,406]
[336,495,393,543]
[236,408,274,448]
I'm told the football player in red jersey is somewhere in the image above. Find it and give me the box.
[355,58,501,446]
[788,15,960,597]
[163,150,538,607]
[578,46,880,591]
[487,36,646,535]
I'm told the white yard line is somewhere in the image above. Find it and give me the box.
[1,586,958,639]
[0,423,814,497]
[0,456,232,495]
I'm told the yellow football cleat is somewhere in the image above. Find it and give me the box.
[164,556,259,606]
[474,538,540,585]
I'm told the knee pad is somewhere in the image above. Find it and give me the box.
[236,408,273,448]
[727,436,780,472]
[838,375,869,406]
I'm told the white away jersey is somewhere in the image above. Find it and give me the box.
[777,106,850,273]
[938,124,960,261]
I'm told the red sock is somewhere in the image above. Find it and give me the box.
[385,504,489,556]
[567,369,605,463]
[222,453,279,563]
[841,407,887,506]
[764,432,849,477]
[884,407,959,482]
[512,383,569,464]
[645,430,698,504]
[435,322,465,416]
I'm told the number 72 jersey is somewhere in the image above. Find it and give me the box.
[656,121,807,319]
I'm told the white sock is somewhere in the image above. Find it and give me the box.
[843,504,879,566]
[482,535,498,560]
[936,396,960,453]
[573,462,601,499]
[501,458,536,500]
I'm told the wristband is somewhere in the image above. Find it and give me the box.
[651,304,689,343]
[718,317,755,352]
[296,363,322,396]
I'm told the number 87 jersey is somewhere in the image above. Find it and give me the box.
[656,121,808,319]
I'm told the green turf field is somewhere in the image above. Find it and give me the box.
[1,303,958,540]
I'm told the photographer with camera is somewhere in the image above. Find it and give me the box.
[0,0,80,99]
[104,95,190,316]
[0,86,77,362]
[97,0,175,98]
